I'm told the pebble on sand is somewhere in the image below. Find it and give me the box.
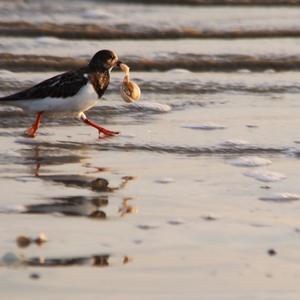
[29,273,41,280]
[268,249,277,256]
[16,236,31,248]
[1,252,23,266]
[155,177,174,184]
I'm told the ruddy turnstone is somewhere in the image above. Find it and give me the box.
[0,49,122,138]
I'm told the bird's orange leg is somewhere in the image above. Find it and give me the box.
[25,112,44,138]
[80,113,119,137]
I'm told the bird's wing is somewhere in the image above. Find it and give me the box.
[0,68,89,101]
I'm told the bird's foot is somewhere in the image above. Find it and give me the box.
[24,112,43,138]
[98,127,120,137]
[80,113,119,137]
[24,126,38,138]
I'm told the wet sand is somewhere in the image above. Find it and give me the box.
[1,0,300,299]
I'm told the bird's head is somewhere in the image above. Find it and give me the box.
[89,50,122,72]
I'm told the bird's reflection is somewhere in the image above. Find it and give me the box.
[19,143,138,219]
[19,145,85,177]
[119,197,138,216]
[38,174,135,192]
[23,195,137,219]
[24,195,108,218]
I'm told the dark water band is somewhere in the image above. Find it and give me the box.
[104,0,300,5]
[1,22,300,40]
[2,53,300,72]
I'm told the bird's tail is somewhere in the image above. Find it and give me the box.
[0,89,24,103]
[0,94,22,109]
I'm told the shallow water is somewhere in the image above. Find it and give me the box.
[1,1,300,299]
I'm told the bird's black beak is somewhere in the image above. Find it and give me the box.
[116,60,122,68]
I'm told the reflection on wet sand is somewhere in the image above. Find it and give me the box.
[119,197,138,216]
[20,174,137,218]
[0,141,137,272]
[24,195,109,218]
[22,146,85,177]
[38,174,135,192]
[23,195,137,219]
[10,143,138,219]
[1,252,132,268]
[26,254,132,268]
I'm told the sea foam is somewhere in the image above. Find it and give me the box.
[244,169,286,182]
[230,156,272,167]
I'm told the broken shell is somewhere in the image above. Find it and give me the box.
[120,80,141,103]
[35,233,47,245]
[119,62,141,103]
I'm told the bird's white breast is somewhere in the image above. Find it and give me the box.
[8,83,99,115]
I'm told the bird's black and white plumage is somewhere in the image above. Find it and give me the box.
[0,49,122,137]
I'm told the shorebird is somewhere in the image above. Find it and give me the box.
[0,49,122,138]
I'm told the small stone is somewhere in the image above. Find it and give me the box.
[2,252,22,266]
[16,236,31,248]
[267,249,277,256]
[202,214,219,221]
[261,185,271,189]
[202,215,218,221]
[29,273,40,280]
